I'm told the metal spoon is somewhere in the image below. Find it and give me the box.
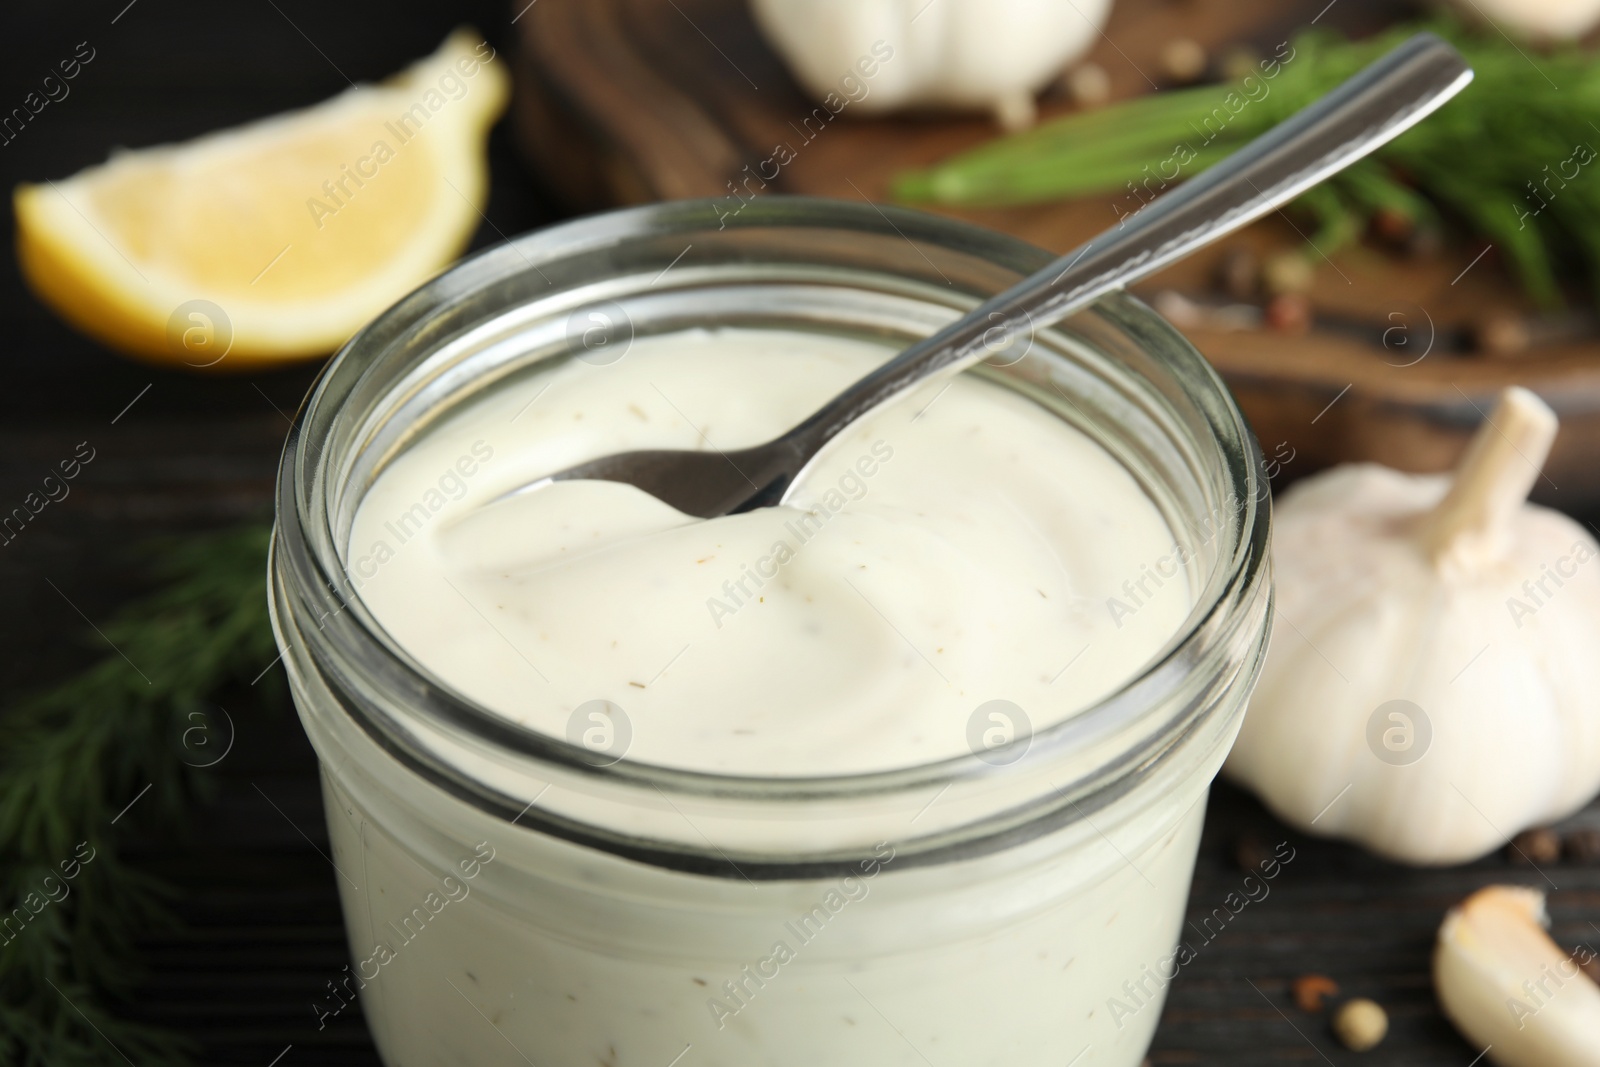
[525,33,1472,519]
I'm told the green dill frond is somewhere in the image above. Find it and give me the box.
[895,20,1600,309]
[0,524,277,1067]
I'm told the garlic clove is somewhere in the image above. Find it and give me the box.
[1434,885,1600,1067]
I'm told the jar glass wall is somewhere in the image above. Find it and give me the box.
[270,197,1272,1066]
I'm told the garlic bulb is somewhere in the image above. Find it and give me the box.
[1445,0,1600,40]
[1434,885,1600,1067]
[749,0,1113,130]
[1225,387,1600,865]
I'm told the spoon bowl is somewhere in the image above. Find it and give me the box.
[517,439,802,519]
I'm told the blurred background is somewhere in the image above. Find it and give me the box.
[5,0,1600,1064]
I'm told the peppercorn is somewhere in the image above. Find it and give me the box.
[1404,226,1443,260]
[1218,46,1261,84]
[1293,974,1340,1013]
[1265,293,1312,334]
[1161,38,1207,84]
[1233,833,1272,873]
[1333,998,1388,1051]
[1473,312,1531,357]
[1508,827,1561,865]
[1371,207,1415,244]
[1218,248,1260,300]
[1262,252,1314,296]
[1565,827,1600,863]
[1065,63,1112,109]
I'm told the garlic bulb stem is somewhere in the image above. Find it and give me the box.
[1417,387,1558,568]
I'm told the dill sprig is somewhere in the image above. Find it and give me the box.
[894,20,1600,309]
[0,524,279,1067]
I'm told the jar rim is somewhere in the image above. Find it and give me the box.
[271,195,1271,874]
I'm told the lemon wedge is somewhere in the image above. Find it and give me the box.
[14,29,508,370]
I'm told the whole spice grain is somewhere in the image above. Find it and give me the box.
[1160,38,1208,84]
[1265,293,1313,334]
[1065,62,1112,108]
[1293,974,1340,1012]
[1404,226,1444,259]
[1333,998,1389,1052]
[1218,248,1261,300]
[1473,311,1532,357]
[1233,833,1273,873]
[1371,205,1416,244]
[1219,46,1261,83]
[1262,252,1315,296]
[1508,827,1562,865]
[1564,827,1600,863]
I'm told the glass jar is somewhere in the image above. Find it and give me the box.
[270,196,1271,1067]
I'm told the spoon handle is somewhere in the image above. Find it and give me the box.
[781,32,1472,458]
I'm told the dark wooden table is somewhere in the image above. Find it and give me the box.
[3,2,1595,1064]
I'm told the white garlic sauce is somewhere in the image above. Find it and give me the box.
[347,327,1190,775]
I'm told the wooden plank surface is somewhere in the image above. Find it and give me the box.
[3,1,1598,1064]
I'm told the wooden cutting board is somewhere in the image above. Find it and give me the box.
[511,0,1600,507]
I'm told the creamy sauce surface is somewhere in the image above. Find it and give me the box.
[348,327,1190,775]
